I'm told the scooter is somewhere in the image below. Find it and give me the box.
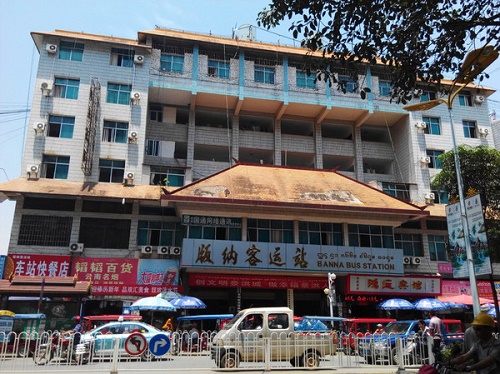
[33,332,90,365]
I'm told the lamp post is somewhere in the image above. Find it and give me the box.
[404,45,498,316]
[324,272,336,324]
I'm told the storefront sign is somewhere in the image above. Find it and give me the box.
[446,194,491,277]
[7,254,71,277]
[6,254,182,297]
[189,273,325,290]
[441,279,497,299]
[182,239,404,274]
[347,274,441,296]
[182,215,242,227]
[73,258,181,296]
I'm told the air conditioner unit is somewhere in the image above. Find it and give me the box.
[69,243,84,253]
[474,95,485,104]
[124,172,135,185]
[140,245,153,254]
[40,81,52,96]
[134,55,144,65]
[46,44,58,54]
[33,122,46,135]
[420,156,431,164]
[403,256,412,265]
[169,246,182,256]
[413,257,422,265]
[478,127,489,138]
[27,164,39,178]
[158,246,169,255]
[130,92,141,105]
[415,122,427,131]
[424,192,435,201]
[128,131,138,143]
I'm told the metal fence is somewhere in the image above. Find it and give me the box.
[0,329,463,373]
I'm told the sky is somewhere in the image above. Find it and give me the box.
[1,0,499,256]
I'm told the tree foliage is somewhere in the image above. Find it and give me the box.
[432,145,500,261]
[257,0,500,103]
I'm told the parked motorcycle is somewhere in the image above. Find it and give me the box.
[33,332,90,365]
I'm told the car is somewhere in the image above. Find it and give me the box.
[80,320,167,360]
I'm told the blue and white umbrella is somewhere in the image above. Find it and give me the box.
[170,296,207,309]
[413,298,447,311]
[376,298,415,310]
[129,296,177,311]
[487,307,499,319]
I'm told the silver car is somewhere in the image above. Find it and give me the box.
[80,321,167,360]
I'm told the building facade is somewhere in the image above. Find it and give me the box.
[0,26,497,319]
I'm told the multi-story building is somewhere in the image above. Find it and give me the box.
[0,26,497,319]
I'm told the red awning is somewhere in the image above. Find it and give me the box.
[438,294,493,305]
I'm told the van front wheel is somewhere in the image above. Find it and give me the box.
[221,351,239,369]
[302,351,320,367]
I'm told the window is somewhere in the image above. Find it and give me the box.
[106,83,132,105]
[208,60,229,78]
[160,54,184,73]
[348,224,394,248]
[298,222,343,245]
[254,66,275,84]
[79,217,131,249]
[110,48,134,67]
[149,104,163,122]
[18,215,72,246]
[150,168,185,187]
[42,155,70,179]
[463,120,477,138]
[59,41,84,61]
[98,159,125,183]
[338,76,358,93]
[379,81,392,96]
[187,220,241,240]
[420,91,436,102]
[458,92,472,106]
[296,71,316,89]
[54,78,79,99]
[428,234,448,261]
[395,233,423,256]
[426,150,444,169]
[431,189,449,204]
[247,219,293,243]
[137,221,184,246]
[48,115,74,138]
[146,139,160,156]
[423,117,441,135]
[102,121,128,143]
[382,183,410,201]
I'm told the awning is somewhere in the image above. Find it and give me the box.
[438,294,494,305]
[0,275,91,296]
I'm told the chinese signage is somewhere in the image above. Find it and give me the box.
[347,274,441,296]
[182,215,242,228]
[189,273,325,290]
[6,254,182,296]
[441,279,497,299]
[182,239,404,274]
[446,194,491,278]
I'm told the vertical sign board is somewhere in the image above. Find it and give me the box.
[446,194,491,278]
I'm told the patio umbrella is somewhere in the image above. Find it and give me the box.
[487,308,498,319]
[170,296,207,310]
[413,298,448,311]
[376,298,415,310]
[129,296,177,324]
[442,301,469,310]
[156,290,183,300]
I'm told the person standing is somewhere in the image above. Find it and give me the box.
[450,312,500,373]
[428,310,443,362]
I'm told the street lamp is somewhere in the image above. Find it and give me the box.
[404,45,499,316]
[324,272,336,323]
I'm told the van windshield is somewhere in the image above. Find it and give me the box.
[222,311,244,330]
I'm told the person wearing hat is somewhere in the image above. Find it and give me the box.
[450,312,500,373]
[374,323,384,334]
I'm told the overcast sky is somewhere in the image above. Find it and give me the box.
[1,0,499,255]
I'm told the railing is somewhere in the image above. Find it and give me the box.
[0,329,468,373]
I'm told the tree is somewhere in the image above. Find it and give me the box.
[432,145,500,261]
[257,0,500,103]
